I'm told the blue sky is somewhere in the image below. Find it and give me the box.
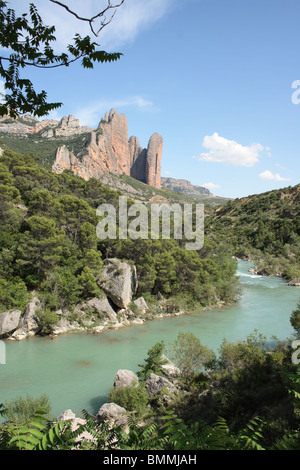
[6,0,300,198]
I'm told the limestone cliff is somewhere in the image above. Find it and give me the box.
[0,109,163,188]
[52,108,163,188]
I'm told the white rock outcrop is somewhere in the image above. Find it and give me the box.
[113,369,139,389]
[96,403,128,427]
[99,259,137,309]
[0,310,22,338]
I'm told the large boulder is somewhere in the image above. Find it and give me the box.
[96,403,128,427]
[145,373,177,397]
[133,297,149,314]
[99,259,137,309]
[113,369,139,389]
[22,297,41,334]
[79,297,118,323]
[11,297,41,340]
[0,310,22,338]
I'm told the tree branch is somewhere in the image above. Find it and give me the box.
[49,0,125,37]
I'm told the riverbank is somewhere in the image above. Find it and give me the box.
[0,260,298,421]
[2,292,229,343]
[2,255,298,344]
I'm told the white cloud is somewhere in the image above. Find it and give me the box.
[76,95,154,127]
[99,0,172,49]
[259,170,291,182]
[202,182,221,190]
[275,163,287,170]
[194,132,265,167]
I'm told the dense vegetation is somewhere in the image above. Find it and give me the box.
[0,148,239,321]
[205,185,300,280]
[0,129,91,169]
[1,326,299,450]
[1,147,299,451]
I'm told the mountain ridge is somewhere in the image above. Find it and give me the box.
[0,110,233,208]
[0,109,163,188]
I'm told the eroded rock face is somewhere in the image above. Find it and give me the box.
[145,133,163,189]
[0,310,22,338]
[52,145,90,180]
[51,109,163,188]
[129,136,147,183]
[1,110,163,188]
[99,259,138,309]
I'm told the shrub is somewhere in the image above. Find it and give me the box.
[109,382,149,419]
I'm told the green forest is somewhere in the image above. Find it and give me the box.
[0,148,239,323]
[0,146,299,452]
[0,0,299,455]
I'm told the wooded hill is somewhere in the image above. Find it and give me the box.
[205,184,300,280]
[0,147,239,318]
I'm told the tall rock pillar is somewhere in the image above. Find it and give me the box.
[145,133,163,188]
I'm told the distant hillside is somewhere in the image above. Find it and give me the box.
[161,177,232,208]
[161,177,213,197]
[206,184,300,280]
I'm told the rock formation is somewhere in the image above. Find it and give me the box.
[96,403,128,427]
[99,258,138,309]
[52,109,163,188]
[0,310,22,338]
[113,369,139,389]
[145,133,163,188]
[145,373,177,397]
[0,109,163,188]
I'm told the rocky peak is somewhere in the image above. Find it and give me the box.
[0,109,163,189]
[146,133,163,188]
[51,108,163,188]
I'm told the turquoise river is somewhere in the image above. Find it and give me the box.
[0,261,299,420]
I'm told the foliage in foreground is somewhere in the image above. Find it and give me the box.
[0,0,124,117]
[1,330,300,451]
[0,404,299,451]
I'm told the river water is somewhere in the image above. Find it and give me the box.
[0,261,299,419]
